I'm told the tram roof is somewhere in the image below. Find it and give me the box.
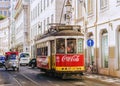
[35,25,84,41]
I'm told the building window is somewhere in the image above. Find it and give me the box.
[31,11,32,21]
[100,0,108,9]
[47,17,49,29]
[87,0,93,14]
[44,20,46,33]
[41,0,43,12]
[47,0,49,7]
[77,0,82,18]
[51,0,53,3]
[8,11,10,16]
[0,11,2,14]
[41,22,42,34]
[38,3,39,16]
[117,0,120,3]
[44,0,46,10]
[35,6,37,18]
[4,11,7,16]
[101,30,108,68]
[51,14,54,23]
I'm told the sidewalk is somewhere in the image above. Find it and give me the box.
[83,73,120,86]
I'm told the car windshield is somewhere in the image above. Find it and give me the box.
[9,54,16,60]
[20,53,29,58]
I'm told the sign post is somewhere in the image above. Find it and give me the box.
[87,39,94,64]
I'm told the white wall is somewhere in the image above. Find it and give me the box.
[0,18,9,54]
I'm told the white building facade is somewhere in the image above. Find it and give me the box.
[30,0,65,58]
[9,0,17,51]
[72,0,120,77]
[0,18,9,54]
[14,0,30,52]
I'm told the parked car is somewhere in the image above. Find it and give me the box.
[0,55,5,67]
[19,52,30,66]
[28,58,36,68]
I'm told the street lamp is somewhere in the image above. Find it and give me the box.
[65,0,72,25]
[65,0,72,13]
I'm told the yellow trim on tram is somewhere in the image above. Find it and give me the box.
[55,66,85,71]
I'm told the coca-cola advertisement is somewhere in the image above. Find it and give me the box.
[37,56,49,69]
[56,54,84,67]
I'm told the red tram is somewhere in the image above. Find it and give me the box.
[35,25,85,78]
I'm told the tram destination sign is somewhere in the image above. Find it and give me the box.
[57,25,81,30]
[87,39,94,47]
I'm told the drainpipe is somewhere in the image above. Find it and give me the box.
[95,0,98,73]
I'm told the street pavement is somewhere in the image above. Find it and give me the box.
[83,73,120,86]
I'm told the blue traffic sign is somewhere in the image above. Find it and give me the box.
[87,39,94,47]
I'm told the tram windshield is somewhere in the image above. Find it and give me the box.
[56,38,65,54]
[56,38,77,54]
[67,38,76,53]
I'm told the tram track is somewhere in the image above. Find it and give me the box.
[9,71,40,86]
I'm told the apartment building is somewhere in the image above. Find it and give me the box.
[72,0,120,77]
[0,18,9,54]
[14,0,30,52]
[0,0,10,17]
[30,0,65,58]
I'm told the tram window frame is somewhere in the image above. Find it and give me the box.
[56,38,65,54]
[37,48,41,55]
[51,40,55,54]
[67,38,76,54]
[40,48,42,55]
[44,47,48,56]
[77,38,84,53]
[37,47,48,56]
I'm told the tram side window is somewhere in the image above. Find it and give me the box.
[37,48,41,55]
[41,48,44,55]
[51,40,55,54]
[67,38,76,53]
[44,47,48,56]
[38,47,48,56]
[56,38,65,53]
[78,38,84,53]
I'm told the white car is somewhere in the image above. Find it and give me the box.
[19,52,30,66]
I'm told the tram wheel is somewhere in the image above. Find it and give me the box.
[62,74,66,79]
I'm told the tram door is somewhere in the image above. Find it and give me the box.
[50,40,55,70]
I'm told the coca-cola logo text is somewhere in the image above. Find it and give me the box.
[61,55,80,62]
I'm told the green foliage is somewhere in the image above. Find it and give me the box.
[0,15,6,20]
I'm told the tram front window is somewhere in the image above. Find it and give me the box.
[67,38,76,53]
[56,38,65,54]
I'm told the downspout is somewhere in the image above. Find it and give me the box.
[95,0,98,73]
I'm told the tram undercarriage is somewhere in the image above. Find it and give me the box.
[40,68,84,79]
